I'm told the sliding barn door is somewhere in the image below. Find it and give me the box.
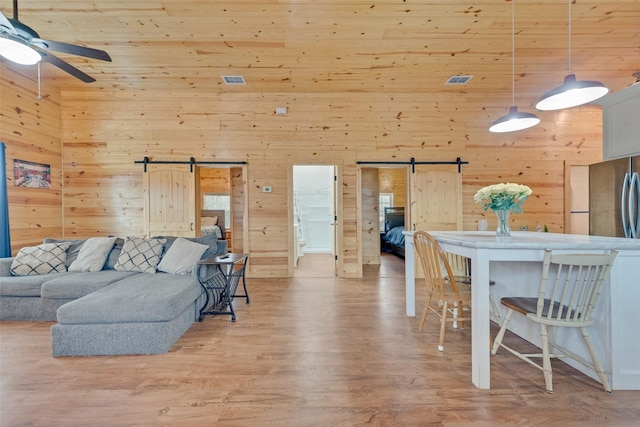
[143,165,200,237]
[409,166,462,278]
[409,166,462,232]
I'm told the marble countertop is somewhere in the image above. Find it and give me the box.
[402,231,640,250]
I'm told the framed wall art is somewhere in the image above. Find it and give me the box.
[13,159,51,189]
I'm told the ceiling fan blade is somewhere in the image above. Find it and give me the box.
[32,38,111,62]
[39,51,96,83]
[0,11,18,35]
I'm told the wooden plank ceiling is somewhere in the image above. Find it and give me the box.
[1,0,639,106]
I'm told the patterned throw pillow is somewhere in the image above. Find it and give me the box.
[43,238,86,267]
[114,237,166,273]
[10,242,71,276]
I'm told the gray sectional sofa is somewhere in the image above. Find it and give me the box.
[0,235,227,356]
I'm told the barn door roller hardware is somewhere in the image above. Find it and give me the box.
[135,157,247,173]
[357,157,468,173]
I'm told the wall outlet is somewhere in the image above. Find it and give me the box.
[263,186,272,193]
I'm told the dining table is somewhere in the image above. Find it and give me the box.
[403,230,640,390]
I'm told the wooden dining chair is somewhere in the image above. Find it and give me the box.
[413,231,471,352]
[444,251,502,325]
[491,249,618,393]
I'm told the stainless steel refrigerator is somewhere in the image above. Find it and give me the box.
[589,156,640,238]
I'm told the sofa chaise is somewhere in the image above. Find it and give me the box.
[0,234,227,356]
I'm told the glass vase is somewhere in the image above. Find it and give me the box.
[494,209,511,241]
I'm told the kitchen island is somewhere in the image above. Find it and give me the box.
[403,230,640,390]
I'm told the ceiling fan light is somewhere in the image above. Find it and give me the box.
[489,106,541,133]
[536,73,609,111]
[0,37,41,65]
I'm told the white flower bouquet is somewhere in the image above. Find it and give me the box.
[473,182,532,213]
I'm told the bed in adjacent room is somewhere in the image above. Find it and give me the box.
[381,206,405,258]
[200,209,225,240]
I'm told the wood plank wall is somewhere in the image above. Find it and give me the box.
[379,168,406,208]
[1,65,62,253]
[2,70,604,275]
[200,168,230,195]
[59,89,603,277]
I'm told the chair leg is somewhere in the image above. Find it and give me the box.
[540,324,554,394]
[419,295,432,330]
[489,292,501,324]
[581,327,612,393]
[456,301,467,330]
[452,300,460,329]
[438,301,448,352]
[491,308,513,355]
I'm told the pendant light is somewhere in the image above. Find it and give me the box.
[489,0,540,133]
[535,0,608,111]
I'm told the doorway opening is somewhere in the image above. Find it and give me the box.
[293,165,336,277]
[361,166,408,278]
[199,166,247,254]
[357,163,462,278]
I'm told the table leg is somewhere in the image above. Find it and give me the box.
[232,258,250,304]
[471,249,491,389]
[197,264,211,322]
[222,267,237,322]
[405,238,416,317]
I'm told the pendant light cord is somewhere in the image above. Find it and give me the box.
[511,0,515,106]
[489,0,540,132]
[567,0,572,73]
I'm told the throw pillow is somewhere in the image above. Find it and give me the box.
[157,237,208,275]
[10,242,71,276]
[104,237,124,270]
[155,233,219,260]
[68,237,118,272]
[114,237,167,274]
[43,238,86,267]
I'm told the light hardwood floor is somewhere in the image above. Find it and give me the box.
[1,254,639,426]
[294,253,336,278]
[296,253,406,279]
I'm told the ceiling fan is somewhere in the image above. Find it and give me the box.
[0,0,111,83]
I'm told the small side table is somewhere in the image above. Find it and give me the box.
[196,253,250,322]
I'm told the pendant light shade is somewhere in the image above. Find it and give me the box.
[489,0,539,133]
[535,73,609,111]
[535,0,608,111]
[0,37,41,65]
[489,106,541,133]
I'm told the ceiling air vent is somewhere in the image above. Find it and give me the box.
[445,75,473,85]
[222,75,246,85]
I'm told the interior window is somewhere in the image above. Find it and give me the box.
[203,193,231,228]
[379,193,394,231]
